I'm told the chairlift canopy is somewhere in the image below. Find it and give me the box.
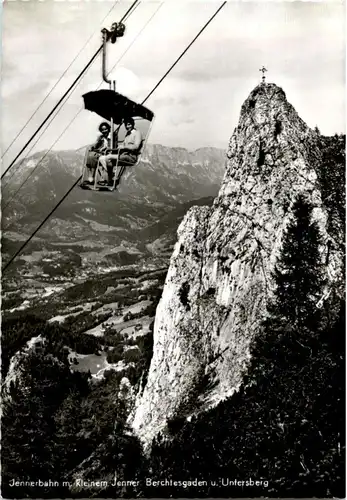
[82,89,154,124]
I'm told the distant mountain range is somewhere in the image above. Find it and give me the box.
[2,144,226,275]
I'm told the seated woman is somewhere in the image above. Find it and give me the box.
[85,122,111,183]
[98,117,142,186]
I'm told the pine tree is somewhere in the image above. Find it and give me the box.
[269,194,323,332]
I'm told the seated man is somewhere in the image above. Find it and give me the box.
[98,117,142,186]
[85,122,111,183]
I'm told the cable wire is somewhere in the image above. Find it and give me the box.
[1,1,140,190]
[1,0,140,181]
[2,0,142,192]
[142,1,227,106]
[2,2,162,212]
[2,86,76,191]
[1,0,120,160]
[2,1,227,273]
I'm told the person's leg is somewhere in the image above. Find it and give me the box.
[87,165,100,183]
[114,154,137,184]
[97,154,110,184]
[99,155,108,169]
[118,153,137,165]
[107,166,114,184]
[99,154,119,185]
[85,152,99,183]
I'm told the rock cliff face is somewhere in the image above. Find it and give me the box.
[131,83,344,446]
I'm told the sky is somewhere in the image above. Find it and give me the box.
[1,0,345,170]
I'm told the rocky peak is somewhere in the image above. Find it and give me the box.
[131,83,344,446]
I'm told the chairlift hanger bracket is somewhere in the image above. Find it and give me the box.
[102,22,126,45]
[102,21,126,85]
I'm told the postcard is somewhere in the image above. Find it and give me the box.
[1,0,345,498]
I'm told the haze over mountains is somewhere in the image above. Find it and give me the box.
[2,144,225,278]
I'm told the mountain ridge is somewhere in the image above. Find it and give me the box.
[2,143,225,233]
[2,144,225,279]
[131,83,345,446]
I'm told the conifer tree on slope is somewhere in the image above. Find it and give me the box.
[270,194,323,333]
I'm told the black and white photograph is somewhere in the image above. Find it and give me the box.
[1,0,345,498]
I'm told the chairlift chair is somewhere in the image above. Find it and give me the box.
[80,90,154,191]
[79,21,154,192]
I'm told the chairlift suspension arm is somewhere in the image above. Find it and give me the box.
[102,29,112,85]
[102,22,126,148]
[101,22,125,85]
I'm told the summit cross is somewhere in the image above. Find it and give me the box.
[259,66,268,83]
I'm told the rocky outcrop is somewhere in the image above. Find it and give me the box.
[2,335,45,401]
[131,83,344,446]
